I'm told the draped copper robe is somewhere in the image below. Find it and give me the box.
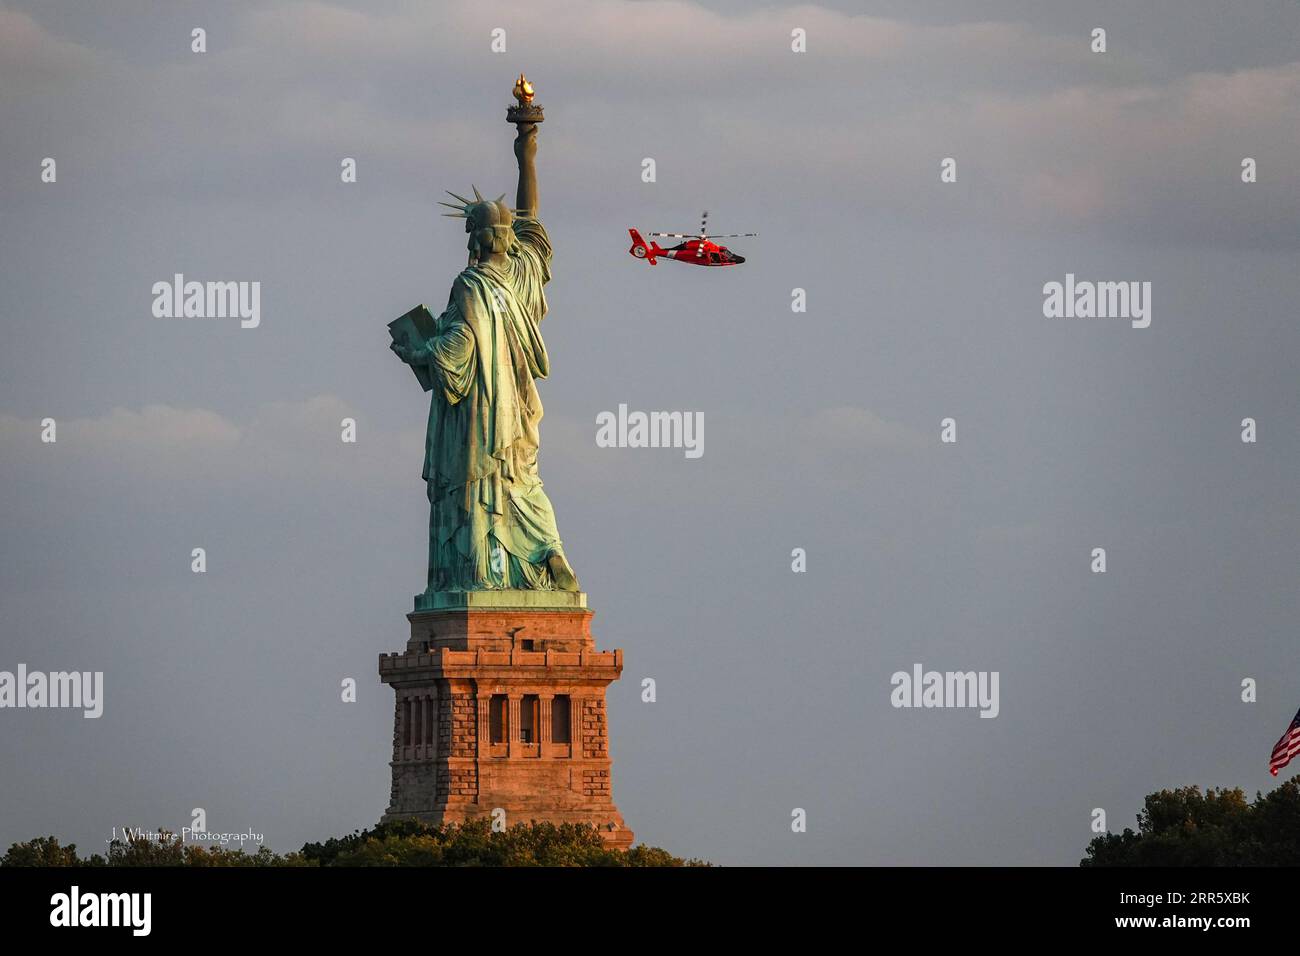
[415,217,568,591]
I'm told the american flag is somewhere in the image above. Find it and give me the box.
[1269,708,1300,776]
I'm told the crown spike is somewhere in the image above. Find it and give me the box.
[445,190,473,205]
[472,184,484,201]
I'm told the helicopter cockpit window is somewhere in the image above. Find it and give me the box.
[709,252,720,263]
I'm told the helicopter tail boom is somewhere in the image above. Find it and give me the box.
[628,228,662,265]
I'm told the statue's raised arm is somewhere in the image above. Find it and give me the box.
[514,125,538,217]
[509,73,542,218]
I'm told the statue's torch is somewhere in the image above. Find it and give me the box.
[508,74,542,218]
[507,73,544,127]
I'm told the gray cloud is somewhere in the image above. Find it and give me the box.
[4,2,1298,246]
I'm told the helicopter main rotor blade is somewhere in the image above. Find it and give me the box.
[648,225,758,239]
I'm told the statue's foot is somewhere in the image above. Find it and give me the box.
[547,554,580,591]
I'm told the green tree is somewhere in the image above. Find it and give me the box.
[302,819,703,867]
[0,836,83,867]
[4,820,701,867]
[1082,775,1300,866]
[2,829,306,867]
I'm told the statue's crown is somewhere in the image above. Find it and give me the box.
[438,186,526,226]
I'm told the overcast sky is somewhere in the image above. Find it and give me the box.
[1,0,1298,865]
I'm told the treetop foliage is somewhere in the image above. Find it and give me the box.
[1082,775,1300,866]
[1,819,704,868]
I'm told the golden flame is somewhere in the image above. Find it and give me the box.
[513,73,535,105]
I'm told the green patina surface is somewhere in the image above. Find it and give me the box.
[413,589,588,611]
[390,82,581,610]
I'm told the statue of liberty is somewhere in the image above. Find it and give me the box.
[390,76,580,600]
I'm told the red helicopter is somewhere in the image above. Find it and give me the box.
[628,211,756,266]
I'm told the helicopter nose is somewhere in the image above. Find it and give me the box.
[732,254,745,264]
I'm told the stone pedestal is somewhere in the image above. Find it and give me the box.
[378,592,633,850]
